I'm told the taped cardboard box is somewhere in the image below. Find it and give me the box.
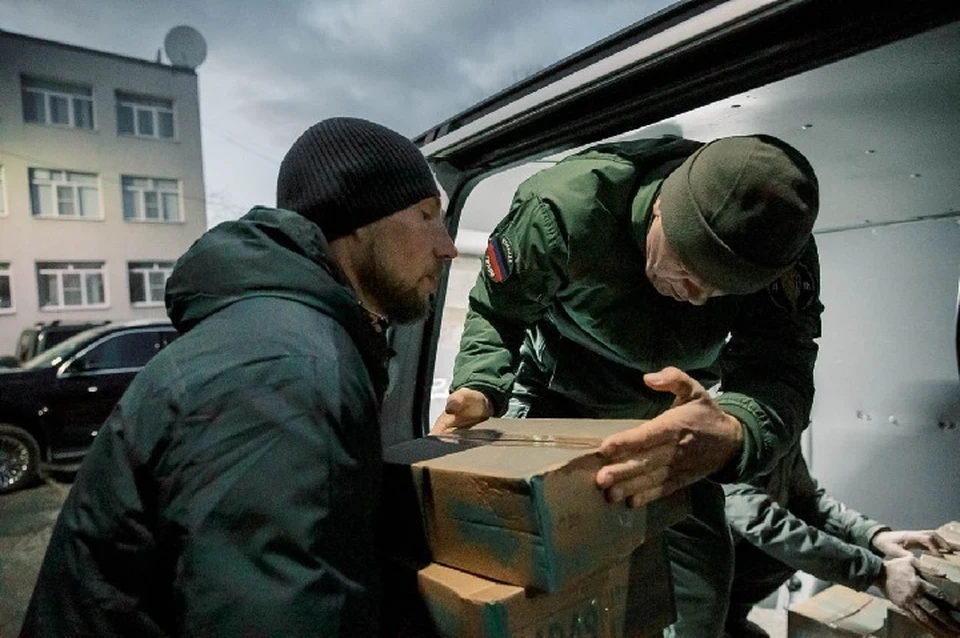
[382,418,691,592]
[787,585,890,637]
[417,536,675,638]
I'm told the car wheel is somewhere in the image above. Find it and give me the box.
[0,424,41,494]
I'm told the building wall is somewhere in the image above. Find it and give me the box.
[0,31,206,354]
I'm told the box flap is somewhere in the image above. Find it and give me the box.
[789,585,888,635]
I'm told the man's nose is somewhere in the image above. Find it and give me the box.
[436,228,459,260]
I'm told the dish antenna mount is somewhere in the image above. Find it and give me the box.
[164,25,207,69]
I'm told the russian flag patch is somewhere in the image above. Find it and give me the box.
[483,235,515,283]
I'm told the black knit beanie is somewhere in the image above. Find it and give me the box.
[276,117,439,239]
[659,134,819,294]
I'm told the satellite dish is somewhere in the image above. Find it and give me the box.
[164,26,207,69]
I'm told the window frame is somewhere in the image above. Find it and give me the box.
[36,261,109,311]
[0,263,14,315]
[21,76,95,130]
[116,93,176,140]
[127,261,175,307]
[121,177,182,222]
[29,168,102,220]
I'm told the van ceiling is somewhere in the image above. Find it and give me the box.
[455,20,959,237]
[617,20,960,232]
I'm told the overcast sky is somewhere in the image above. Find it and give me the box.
[1,0,676,227]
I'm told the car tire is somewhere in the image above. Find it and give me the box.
[0,424,41,495]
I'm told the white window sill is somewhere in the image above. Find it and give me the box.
[40,304,110,312]
[32,215,105,222]
[24,121,100,135]
[123,217,185,224]
[118,133,180,143]
[0,307,16,315]
[131,301,165,308]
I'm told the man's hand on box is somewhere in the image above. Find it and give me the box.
[431,387,494,434]
[873,530,955,558]
[878,555,960,637]
[595,367,744,508]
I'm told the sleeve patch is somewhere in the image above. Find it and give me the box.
[768,262,817,312]
[483,235,515,283]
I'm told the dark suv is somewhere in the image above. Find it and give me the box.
[0,321,111,368]
[0,319,178,493]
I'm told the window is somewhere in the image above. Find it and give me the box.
[76,330,170,372]
[116,92,175,139]
[0,263,13,312]
[36,261,107,309]
[122,177,181,221]
[21,76,94,129]
[30,169,100,218]
[128,261,174,306]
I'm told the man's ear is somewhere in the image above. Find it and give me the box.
[652,196,662,218]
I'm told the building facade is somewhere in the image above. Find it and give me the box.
[0,29,206,355]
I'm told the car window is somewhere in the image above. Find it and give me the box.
[21,324,116,370]
[75,330,163,371]
[43,328,89,350]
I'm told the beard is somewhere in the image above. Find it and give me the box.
[356,249,433,325]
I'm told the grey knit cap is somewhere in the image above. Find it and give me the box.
[659,134,819,294]
[276,117,439,239]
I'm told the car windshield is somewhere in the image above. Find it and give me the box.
[20,324,117,370]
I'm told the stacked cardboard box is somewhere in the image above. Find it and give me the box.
[383,418,690,637]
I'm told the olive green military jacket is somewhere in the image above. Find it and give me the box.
[724,444,888,590]
[451,137,823,482]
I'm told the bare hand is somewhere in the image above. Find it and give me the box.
[872,530,955,558]
[431,388,493,434]
[879,555,960,637]
[595,367,744,508]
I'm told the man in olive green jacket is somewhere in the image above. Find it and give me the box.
[725,443,959,637]
[434,135,822,636]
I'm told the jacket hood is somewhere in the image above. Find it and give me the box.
[166,206,390,397]
[166,206,363,332]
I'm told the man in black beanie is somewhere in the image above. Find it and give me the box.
[23,117,457,637]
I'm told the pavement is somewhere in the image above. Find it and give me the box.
[0,476,71,638]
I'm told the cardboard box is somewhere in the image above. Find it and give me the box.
[416,537,675,638]
[787,585,890,637]
[880,551,960,638]
[937,521,960,551]
[383,418,691,592]
[884,607,933,638]
[919,553,960,604]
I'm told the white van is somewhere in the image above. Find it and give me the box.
[380,0,960,617]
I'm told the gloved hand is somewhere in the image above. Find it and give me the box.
[595,366,743,508]
[877,555,960,637]
[431,387,493,434]
[872,530,955,558]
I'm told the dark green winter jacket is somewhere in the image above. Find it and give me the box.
[725,443,888,590]
[451,137,823,482]
[22,207,389,637]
